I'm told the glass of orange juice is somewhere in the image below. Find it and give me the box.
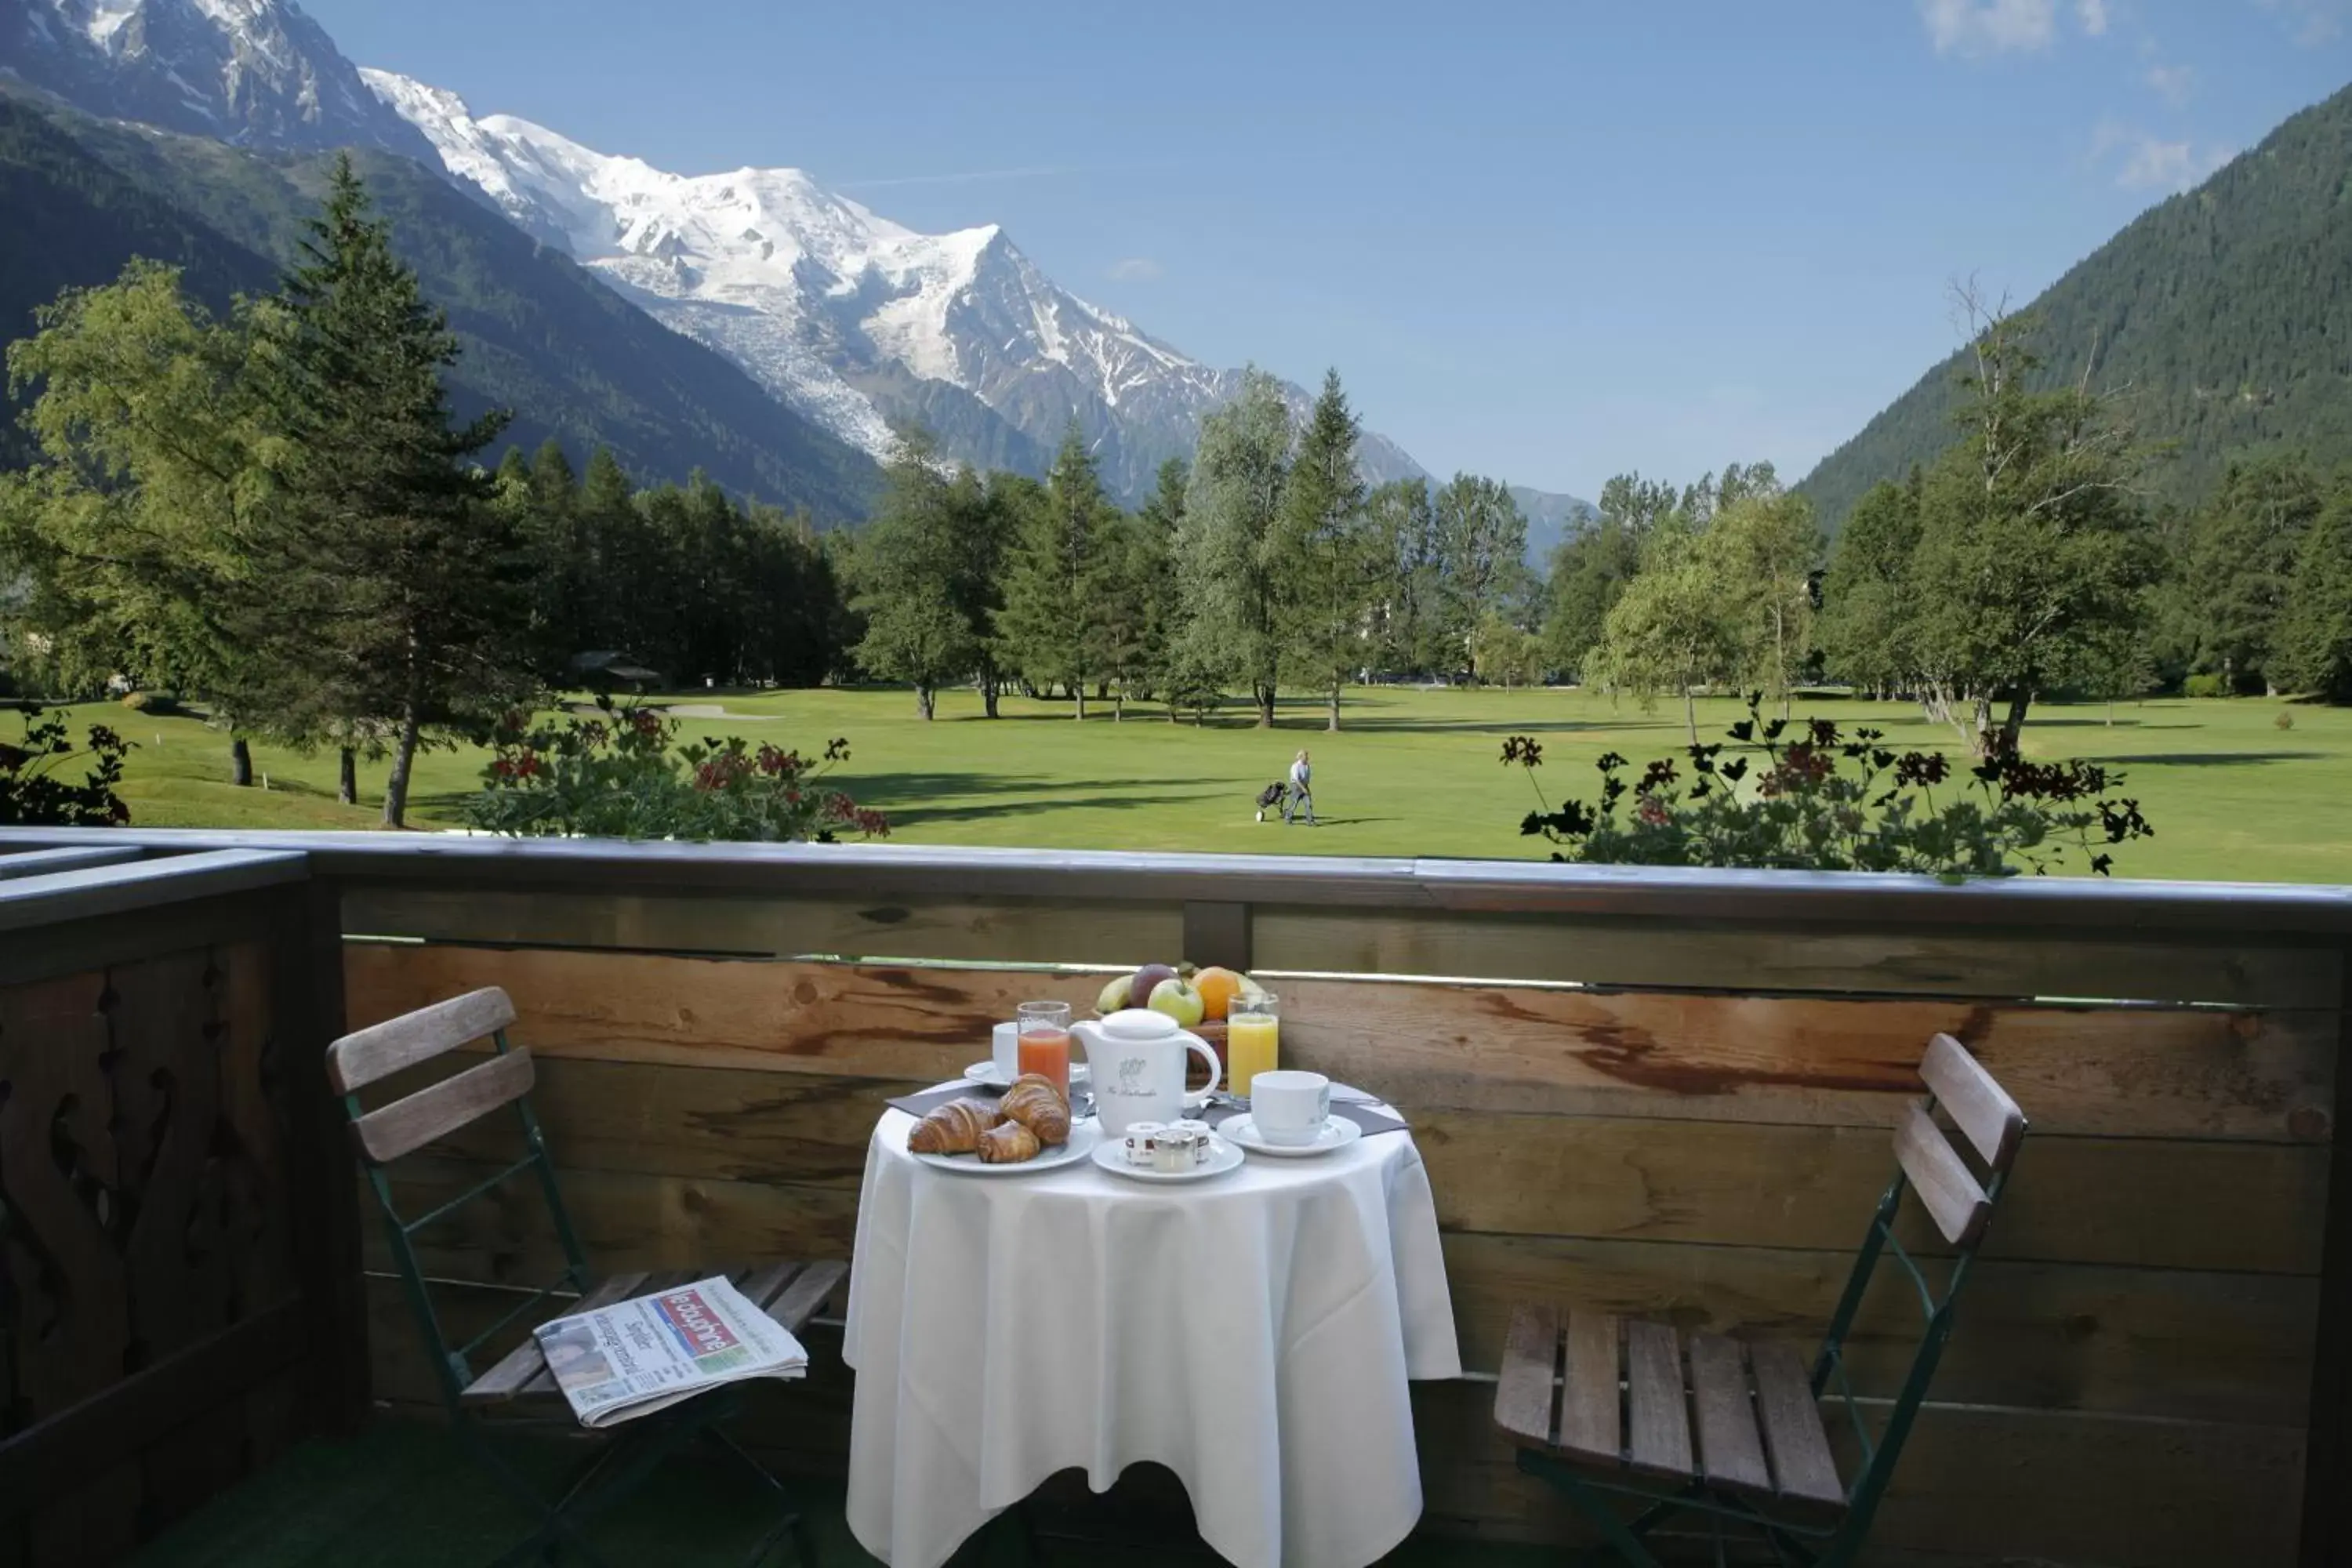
[1016,1000,1073,1097]
[1226,993,1279,1099]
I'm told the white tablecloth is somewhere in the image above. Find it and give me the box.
[842,1099,1461,1568]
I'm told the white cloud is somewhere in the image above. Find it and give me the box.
[2076,0,2111,34]
[2093,119,2234,191]
[2255,0,2348,46]
[1107,257,1162,282]
[2144,61,2194,104]
[1920,0,2058,53]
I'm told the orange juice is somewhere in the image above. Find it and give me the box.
[1227,1011,1279,1098]
[1018,1026,1072,1095]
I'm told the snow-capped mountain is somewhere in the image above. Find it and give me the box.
[0,0,432,158]
[360,67,1428,500]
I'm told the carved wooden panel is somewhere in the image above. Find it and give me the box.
[0,941,299,1559]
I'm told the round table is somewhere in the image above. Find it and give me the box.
[841,1098,1461,1568]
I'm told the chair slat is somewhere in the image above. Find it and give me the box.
[1895,1101,1991,1247]
[768,1260,848,1333]
[732,1262,803,1311]
[1689,1334,1770,1495]
[464,1272,648,1406]
[349,1049,535,1166]
[329,986,516,1093]
[1750,1341,1845,1512]
[1920,1033,2025,1174]
[1559,1310,1622,1465]
[1624,1319,1693,1480]
[1493,1303,1559,1448]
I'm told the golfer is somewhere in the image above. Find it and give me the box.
[1284,750,1316,826]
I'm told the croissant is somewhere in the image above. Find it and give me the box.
[999,1074,1072,1145]
[907,1098,1004,1155]
[977,1120,1042,1163]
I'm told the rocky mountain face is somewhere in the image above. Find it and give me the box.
[0,0,433,158]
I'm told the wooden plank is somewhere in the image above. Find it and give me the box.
[1688,1334,1771,1495]
[344,945,2339,1142]
[1622,1320,1692,1479]
[1252,906,2346,1007]
[340,884,1184,966]
[1416,1110,2326,1275]
[0,889,273,989]
[328,985,515,1093]
[1491,1304,1559,1448]
[459,1271,646,1405]
[1441,1232,2319,1427]
[734,1261,804,1312]
[1181,900,1252,974]
[1896,1104,1992,1247]
[1559,1311,1621,1465]
[769,1260,848,1331]
[281,877,369,1439]
[1748,1341,1843,1511]
[349,1049,536,1164]
[0,846,141,880]
[0,1301,304,1515]
[372,1157,861,1286]
[1920,1033,2025,1172]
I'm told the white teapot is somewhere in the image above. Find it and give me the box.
[1071,1007,1222,1137]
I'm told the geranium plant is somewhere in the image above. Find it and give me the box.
[0,703,132,826]
[464,699,887,842]
[1501,696,2151,877]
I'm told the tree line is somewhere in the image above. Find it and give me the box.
[840,369,1544,730]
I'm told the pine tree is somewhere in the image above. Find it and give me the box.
[953,468,1020,717]
[996,424,1114,719]
[1278,371,1374,730]
[1179,369,1293,726]
[851,429,975,718]
[1132,457,1188,720]
[255,154,533,826]
[2277,484,2352,701]
[2182,456,2322,694]
[1818,477,1924,699]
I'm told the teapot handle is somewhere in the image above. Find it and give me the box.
[1181,1032,1223,1098]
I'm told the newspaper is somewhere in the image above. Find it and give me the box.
[534,1275,809,1429]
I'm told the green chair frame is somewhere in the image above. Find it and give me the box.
[1511,1032,2027,1567]
[330,986,813,1568]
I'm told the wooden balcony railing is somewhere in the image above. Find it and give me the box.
[3,828,2347,1567]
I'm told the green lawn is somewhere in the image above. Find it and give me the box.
[32,685,2352,884]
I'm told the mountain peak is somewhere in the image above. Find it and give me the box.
[9,0,433,158]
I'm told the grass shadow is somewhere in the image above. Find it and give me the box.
[2104,752,2328,767]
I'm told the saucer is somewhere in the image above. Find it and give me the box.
[962,1059,1091,1090]
[1089,1134,1245,1183]
[1218,1114,1361,1158]
[912,1120,1102,1176]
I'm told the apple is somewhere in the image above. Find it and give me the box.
[1148,975,1205,1029]
[1128,963,1178,1008]
[1096,973,1134,1016]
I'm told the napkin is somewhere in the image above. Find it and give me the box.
[885,1081,999,1119]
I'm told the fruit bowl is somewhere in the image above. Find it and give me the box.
[1090,1010,1228,1087]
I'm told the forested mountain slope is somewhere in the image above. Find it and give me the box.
[1800,82,2352,528]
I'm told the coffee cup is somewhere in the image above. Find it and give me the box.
[992,1022,1019,1080]
[1250,1070,1331,1146]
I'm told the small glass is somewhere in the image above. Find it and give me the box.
[1226,992,1279,1099]
[1016,1000,1073,1097]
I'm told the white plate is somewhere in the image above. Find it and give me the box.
[1089,1134,1245,1184]
[960,1060,1090,1090]
[913,1119,1102,1175]
[1218,1114,1362,1158]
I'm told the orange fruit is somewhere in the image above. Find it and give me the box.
[1193,966,1246,1022]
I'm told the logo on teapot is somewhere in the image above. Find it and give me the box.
[1116,1056,1150,1096]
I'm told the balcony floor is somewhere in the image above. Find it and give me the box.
[131,1419,1551,1567]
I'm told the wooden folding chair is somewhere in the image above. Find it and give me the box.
[1494,1033,2027,1567]
[328,986,842,1568]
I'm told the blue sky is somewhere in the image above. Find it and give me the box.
[310,0,2349,501]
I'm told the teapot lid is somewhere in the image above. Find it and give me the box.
[1100,1007,1181,1038]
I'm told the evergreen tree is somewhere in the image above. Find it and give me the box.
[1818,477,1924,698]
[2181,456,2322,694]
[851,430,975,718]
[1131,457,1189,720]
[2277,483,2352,701]
[953,468,1021,717]
[996,425,1115,718]
[1179,369,1293,726]
[1277,370,1376,730]
[574,446,637,659]
[1432,473,1530,676]
[1365,478,1439,675]
[255,154,533,826]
